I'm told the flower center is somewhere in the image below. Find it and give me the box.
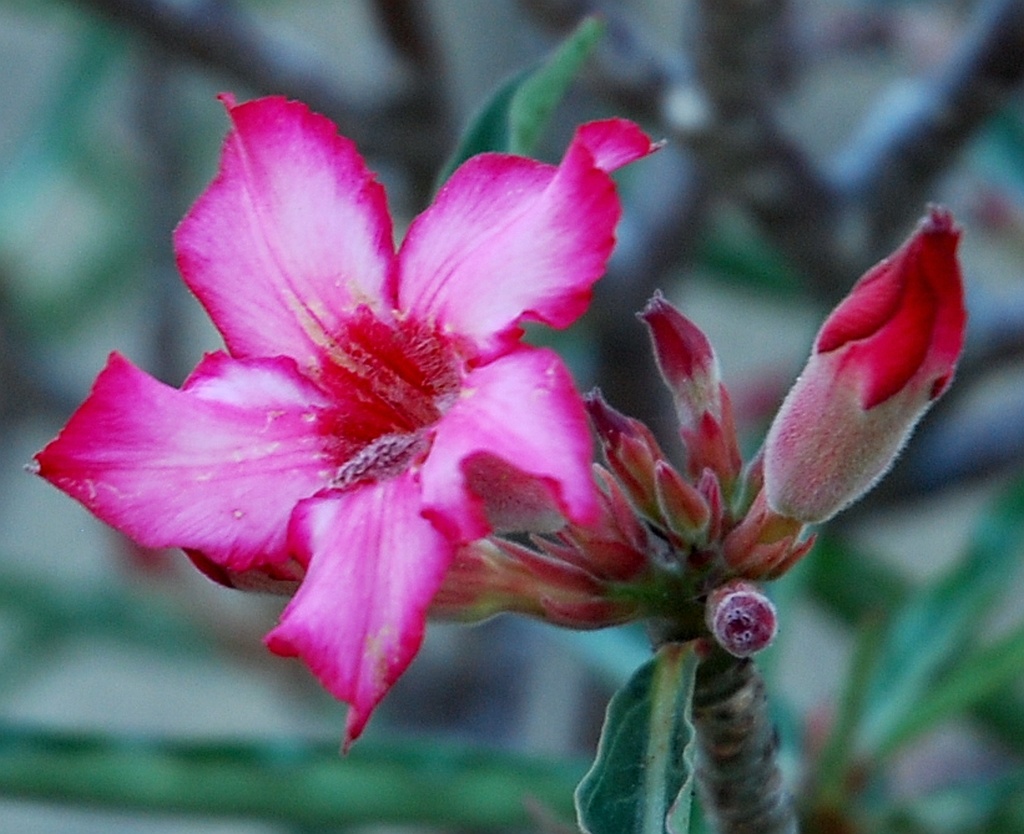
[314,306,462,488]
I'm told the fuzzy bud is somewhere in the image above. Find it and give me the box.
[763,206,967,523]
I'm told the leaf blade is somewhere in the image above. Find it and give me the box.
[435,16,605,187]
[576,642,699,834]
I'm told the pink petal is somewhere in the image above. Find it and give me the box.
[174,96,396,367]
[397,119,656,359]
[34,353,333,571]
[420,347,600,541]
[265,476,452,746]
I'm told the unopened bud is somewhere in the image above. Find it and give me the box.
[764,206,967,523]
[705,579,777,658]
[640,293,742,488]
[585,390,666,520]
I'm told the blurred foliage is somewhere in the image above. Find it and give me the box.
[2,1,1024,833]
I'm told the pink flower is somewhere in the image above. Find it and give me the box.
[763,206,967,523]
[34,96,656,744]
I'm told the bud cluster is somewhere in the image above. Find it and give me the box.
[431,208,966,661]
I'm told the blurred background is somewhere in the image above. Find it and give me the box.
[2,0,1024,831]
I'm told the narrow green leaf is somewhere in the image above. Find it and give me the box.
[878,620,1024,757]
[860,474,1024,753]
[436,16,605,186]
[807,534,1024,755]
[575,642,699,834]
[811,617,886,804]
[507,16,605,156]
[0,723,583,827]
[696,213,802,294]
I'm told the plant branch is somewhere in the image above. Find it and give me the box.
[71,0,444,171]
[682,0,847,293]
[838,0,1024,253]
[692,647,797,834]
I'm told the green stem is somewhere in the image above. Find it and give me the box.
[0,722,583,828]
[692,647,797,834]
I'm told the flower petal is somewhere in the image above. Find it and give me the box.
[34,353,333,570]
[397,119,656,358]
[420,347,600,541]
[174,96,395,367]
[265,476,452,746]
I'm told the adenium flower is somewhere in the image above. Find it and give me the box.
[34,95,656,744]
[763,206,967,523]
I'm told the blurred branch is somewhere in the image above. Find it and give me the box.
[519,0,681,123]
[680,0,847,294]
[520,0,851,294]
[70,0,445,172]
[523,0,1024,506]
[370,0,441,74]
[523,0,1024,296]
[838,0,1024,253]
[0,723,583,828]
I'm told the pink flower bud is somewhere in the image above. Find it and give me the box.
[705,579,778,658]
[763,206,967,523]
[640,292,720,428]
[640,293,742,488]
[585,390,668,520]
[431,538,641,629]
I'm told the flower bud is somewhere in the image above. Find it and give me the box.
[585,389,668,521]
[640,293,742,489]
[763,206,967,523]
[431,538,640,629]
[705,579,777,658]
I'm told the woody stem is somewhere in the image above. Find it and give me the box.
[692,645,798,834]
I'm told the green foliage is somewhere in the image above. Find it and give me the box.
[576,642,699,834]
[435,16,605,186]
[859,475,1024,757]
[802,475,1024,828]
[0,723,583,828]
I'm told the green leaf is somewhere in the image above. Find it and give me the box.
[810,616,886,806]
[436,16,605,186]
[878,619,1024,757]
[807,534,1024,756]
[696,211,802,294]
[576,642,699,834]
[860,474,1024,755]
[805,535,907,625]
[0,723,584,828]
[506,16,605,155]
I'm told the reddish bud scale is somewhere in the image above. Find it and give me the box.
[680,402,742,489]
[722,488,807,578]
[705,579,777,658]
[640,292,719,425]
[697,469,725,545]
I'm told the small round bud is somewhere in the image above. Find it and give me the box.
[705,580,777,658]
